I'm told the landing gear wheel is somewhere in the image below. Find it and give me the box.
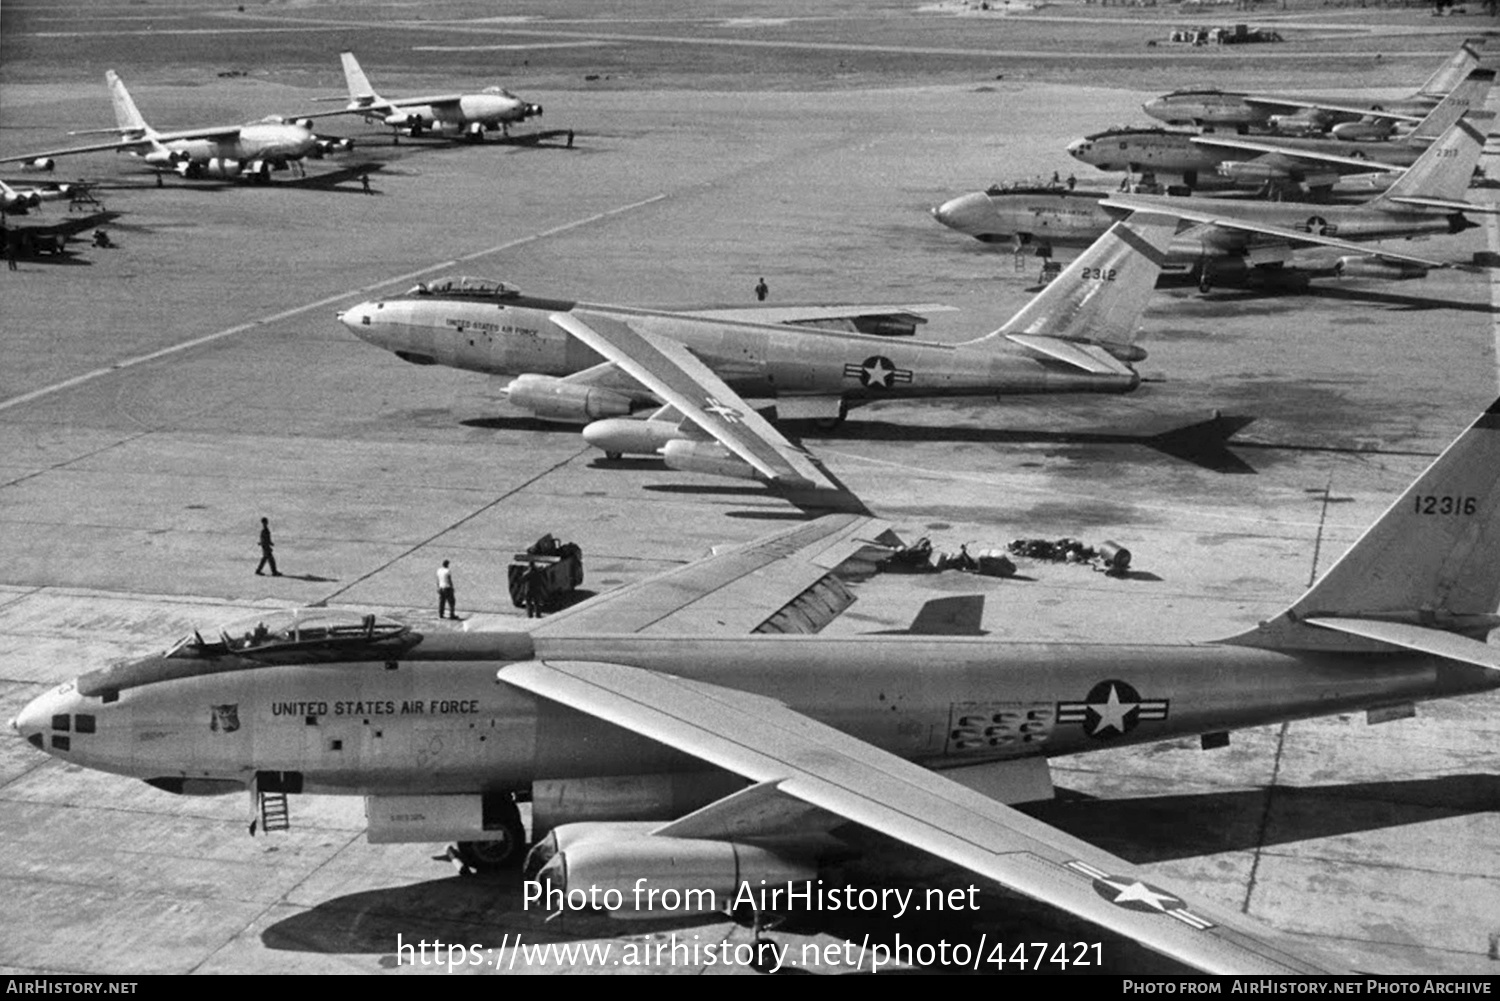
[605,451,623,461]
[456,801,526,872]
[1198,277,1213,294]
[812,401,849,431]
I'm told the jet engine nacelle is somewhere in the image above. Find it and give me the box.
[316,137,355,154]
[292,118,315,130]
[384,112,421,129]
[144,149,185,168]
[502,374,636,423]
[197,158,245,179]
[660,439,759,482]
[525,823,817,919]
[1330,121,1394,142]
[1217,160,1291,183]
[1334,256,1429,281]
[20,158,55,173]
[2,191,42,211]
[581,418,683,457]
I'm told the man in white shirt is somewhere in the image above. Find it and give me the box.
[437,560,456,619]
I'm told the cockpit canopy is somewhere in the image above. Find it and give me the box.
[167,608,408,658]
[407,276,521,299]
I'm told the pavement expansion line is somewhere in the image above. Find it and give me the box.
[0,193,667,416]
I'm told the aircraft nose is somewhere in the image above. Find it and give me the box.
[338,301,376,336]
[13,686,65,752]
[1065,138,1090,159]
[931,192,991,233]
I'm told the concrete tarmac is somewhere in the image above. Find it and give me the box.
[1,6,1497,977]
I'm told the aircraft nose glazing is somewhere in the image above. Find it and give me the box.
[338,302,375,335]
[13,687,65,752]
[931,193,991,233]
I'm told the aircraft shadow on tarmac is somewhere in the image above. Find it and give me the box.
[1202,283,1500,314]
[271,573,339,583]
[1027,772,1500,865]
[255,775,1492,969]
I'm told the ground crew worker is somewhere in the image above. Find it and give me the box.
[754,276,769,301]
[437,559,456,619]
[255,517,281,576]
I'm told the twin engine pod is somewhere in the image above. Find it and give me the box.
[501,374,637,423]
[523,822,816,920]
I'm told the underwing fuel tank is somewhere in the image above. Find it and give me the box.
[582,418,682,457]
[1335,256,1429,280]
[661,439,758,481]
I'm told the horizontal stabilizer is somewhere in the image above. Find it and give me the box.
[1384,196,1500,215]
[1306,617,1500,671]
[1006,334,1135,377]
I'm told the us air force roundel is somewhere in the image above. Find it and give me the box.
[1056,680,1168,739]
[1066,861,1215,930]
[843,355,913,390]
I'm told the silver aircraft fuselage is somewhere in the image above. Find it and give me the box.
[14,627,1497,797]
[338,284,1139,401]
[932,188,1467,254]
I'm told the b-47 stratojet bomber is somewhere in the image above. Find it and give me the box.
[15,398,1500,974]
[0,71,352,183]
[338,213,1178,499]
[1068,72,1491,198]
[317,51,543,141]
[937,119,1491,291]
[1142,37,1489,134]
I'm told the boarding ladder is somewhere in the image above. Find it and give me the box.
[259,791,291,833]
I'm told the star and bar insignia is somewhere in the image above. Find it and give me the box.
[703,396,744,423]
[843,355,913,390]
[1056,680,1168,739]
[1065,861,1215,930]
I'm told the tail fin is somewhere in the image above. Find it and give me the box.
[340,51,381,106]
[975,212,1177,364]
[105,71,151,137]
[1407,69,1494,143]
[1224,399,1500,651]
[1415,37,1485,100]
[1370,119,1485,207]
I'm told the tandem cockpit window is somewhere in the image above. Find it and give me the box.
[166,609,408,658]
[407,276,521,299]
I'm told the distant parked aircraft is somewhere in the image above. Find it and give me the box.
[0,72,352,183]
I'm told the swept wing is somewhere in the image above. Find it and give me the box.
[1189,135,1407,174]
[527,512,897,636]
[501,659,1335,975]
[1100,196,1459,271]
[550,310,842,493]
[0,124,252,165]
[1242,96,1423,123]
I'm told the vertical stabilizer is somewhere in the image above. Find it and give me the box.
[1225,400,1500,649]
[1370,119,1485,206]
[980,212,1177,355]
[105,71,151,137]
[1408,69,1494,143]
[340,51,382,106]
[1415,38,1485,99]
